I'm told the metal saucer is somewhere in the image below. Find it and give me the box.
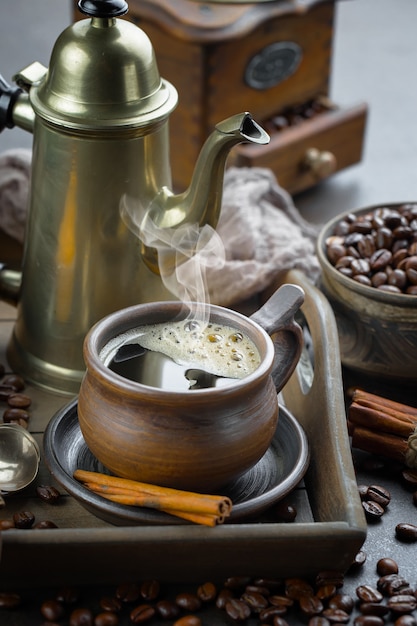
[44,398,310,526]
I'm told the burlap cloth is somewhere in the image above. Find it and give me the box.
[0,148,320,306]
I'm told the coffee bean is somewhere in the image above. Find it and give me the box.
[34,520,59,529]
[0,384,18,400]
[269,595,294,609]
[395,522,417,542]
[40,599,65,621]
[35,517,58,530]
[356,585,383,603]
[327,243,347,264]
[100,596,122,613]
[94,612,119,626]
[69,607,94,626]
[354,616,385,626]
[366,485,391,508]
[299,594,324,617]
[377,574,410,595]
[129,604,156,623]
[328,593,355,613]
[316,585,337,601]
[349,550,367,571]
[224,576,251,590]
[359,603,390,617]
[197,581,217,602]
[13,510,35,529]
[2,373,24,390]
[285,578,314,599]
[0,363,4,377]
[395,616,417,626]
[259,606,289,622]
[139,579,160,601]
[0,591,21,608]
[225,598,251,621]
[354,274,372,286]
[241,589,269,612]
[156,599,180,619]
[175,592,202,612]
[215,589,234,610]
[245,584,270,598]
[3,407,29,422]
[370,249,392,271]
[322,608,351,623]
[173,617,202,626]
[376,557,399,576]
[56,586,80,605]
[115,582,140,603]
[253,578,283,591]
[377,283,402,293]
[308,618,331,626]
[387,594,417,614]
[36,484,61,504]
[351,258,371,276]
[7,393,31,408]
[273,617,290,626]
[362,500,385,521]
[371,271,388,287]
[315,571,344,589]
[388,268,407,288]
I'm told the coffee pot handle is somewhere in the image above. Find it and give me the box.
[250,283,305,392]
[0,263,21,304]
[0,74,22,132]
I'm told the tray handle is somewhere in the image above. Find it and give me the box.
[273,269,366,535]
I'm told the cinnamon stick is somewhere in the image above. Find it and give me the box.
[349,402,416,438]
[74,469,233,526]
[348,389,417,469]
[351,389,417,419]
[350,425,409,463]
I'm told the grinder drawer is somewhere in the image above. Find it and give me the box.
[232,100,368,195]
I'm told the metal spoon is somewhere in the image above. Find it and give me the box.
[0,424,41,502]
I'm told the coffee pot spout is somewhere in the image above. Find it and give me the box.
[141,112,270,274]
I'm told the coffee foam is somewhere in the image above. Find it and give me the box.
[101,320,261,380]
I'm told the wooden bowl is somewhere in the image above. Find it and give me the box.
[77,285,304,492]
[317,203,417,384]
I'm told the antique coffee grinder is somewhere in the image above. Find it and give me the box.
[0,0,269,394]
[103,0,367,193]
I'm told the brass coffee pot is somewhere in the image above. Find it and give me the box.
[0,0,269,395]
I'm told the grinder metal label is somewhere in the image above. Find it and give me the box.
[244,41,302,90]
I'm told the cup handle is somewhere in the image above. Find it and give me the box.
[250,283,305,392]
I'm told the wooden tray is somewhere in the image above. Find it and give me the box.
[0,270,366,587]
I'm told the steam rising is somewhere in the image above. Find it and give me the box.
[120,196,226,323]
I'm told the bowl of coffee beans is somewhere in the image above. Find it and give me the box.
[317,202,417,383]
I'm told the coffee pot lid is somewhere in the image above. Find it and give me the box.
[30,0,178,130]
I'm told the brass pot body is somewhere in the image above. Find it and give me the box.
[317,204,417,383]
[8,118,175,392]
[77,289,303,492]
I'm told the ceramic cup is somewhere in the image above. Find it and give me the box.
[77,283,304,492]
